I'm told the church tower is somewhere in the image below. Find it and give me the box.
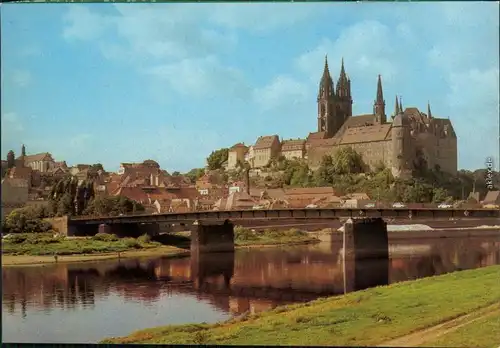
[373,75,386,124]
[336,58,353,121]
[317,56,336,137]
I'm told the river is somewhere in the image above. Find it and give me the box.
[3,235,500,343]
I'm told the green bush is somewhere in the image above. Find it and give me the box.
[234,226,259,241]
[122,237,141,249]
[284,228,307,237]
[137,234,151,244]
[4,234,29,244]
[92,232,119,242]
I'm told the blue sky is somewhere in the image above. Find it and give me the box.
[1,2,499,173]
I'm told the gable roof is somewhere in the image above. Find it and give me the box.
[281,139,305,151]
[230,143,248,151]
[18,153,53,163]
[284,187,336,196]
[254,135,279,150]
[339,124,392,144]
[306,131,327,142]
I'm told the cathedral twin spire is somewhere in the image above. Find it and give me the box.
[318,56,351,100]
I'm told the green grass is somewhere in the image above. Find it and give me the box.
[1,233,161,256]
[101,265,500,345]
[234,226,318,246]
[423,310,500,348]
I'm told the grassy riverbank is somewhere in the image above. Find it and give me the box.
[101,265,500,346]
[1,232,190,266]
[422,308,500,348]
[2,227,318,266]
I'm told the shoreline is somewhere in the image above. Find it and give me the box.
[101,265,500,345]
[1,238,319,267]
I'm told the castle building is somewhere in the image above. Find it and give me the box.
[228,57,458,177]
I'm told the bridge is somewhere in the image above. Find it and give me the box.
[43,207,499,266]
[70,208,499,225]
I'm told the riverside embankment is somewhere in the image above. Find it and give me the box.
[1,227,318,267]
[3,235,499,344]
[101,265,500,346]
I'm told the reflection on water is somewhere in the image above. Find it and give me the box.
[3,236,500,343]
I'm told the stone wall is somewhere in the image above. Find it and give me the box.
[414,131,457,175]
[44,216,70,236]
[307,140,392,171]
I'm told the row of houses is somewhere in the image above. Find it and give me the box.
[3,146,499,219]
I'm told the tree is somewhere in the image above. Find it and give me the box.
[7,150,15,169]
[314,155,335,186]
[432,187,449,203]
[172,171,181,176]
[331,147,366,175]
[3,206,52,234]
[82,196,145,216]
[206,148,229,170]
[374,160,386,173]
[185,168,205,183]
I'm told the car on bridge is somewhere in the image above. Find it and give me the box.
[392,202,406,208]
[438,203,453,209]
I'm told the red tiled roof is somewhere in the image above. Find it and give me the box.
[113,187,149,203]
[281,139,305,151]
[254,135,279,150]
[230,143,248,150]
[17,152,53,162]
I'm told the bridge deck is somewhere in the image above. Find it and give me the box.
[69,208,500,225]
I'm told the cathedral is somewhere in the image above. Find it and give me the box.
[228,57,458,178]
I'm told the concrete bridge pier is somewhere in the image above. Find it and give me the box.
[342,218,390,293]
[190,219,235,254]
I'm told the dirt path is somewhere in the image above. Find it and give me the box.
[379,302,500,347]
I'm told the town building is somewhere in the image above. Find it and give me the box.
[281,139,306,160]
[227,57,458,177]
[16,145,56,173]
[227,143,248,170]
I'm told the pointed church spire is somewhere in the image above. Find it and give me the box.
[322,55,331,79]
[394,95,400,116]
[374,75,386,123]
[340,57,346,79]
[337,58,349,98]
[399,96,403,113]
[376,75,384,102]
[427,101,433,119]
[318,55,334,99]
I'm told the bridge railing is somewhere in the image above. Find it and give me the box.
[69,207,500,222]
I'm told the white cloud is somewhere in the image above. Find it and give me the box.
[1,112,24,143]
[209,3,320,33]
[144,56,250,99]
[447,68,500,169]
[253,75,309,111]
[11,69,32,88]
[63,6,111,41]
[295,21,398,84]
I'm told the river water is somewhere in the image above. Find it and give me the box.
[3,235,500,343]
